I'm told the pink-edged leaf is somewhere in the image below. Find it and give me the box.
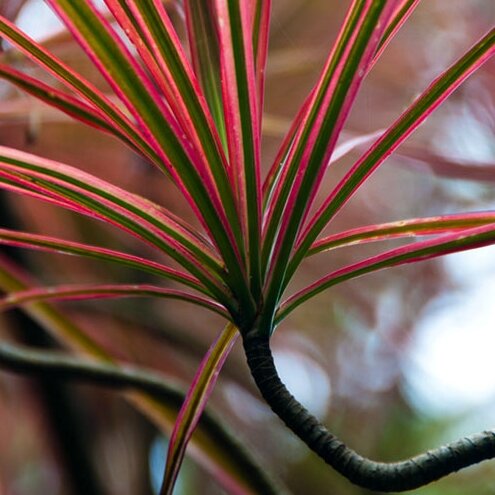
[0,283,228,318]
[397,146,495,182]
[105,0,243,256]
[185,0,228,150]
[0,228,205,292]
[45,0,247,287]
[214,0,263,297]
[0,15,160,164]
[291,28,495,282]
[0,63,135,142]
[261,0,397,330]
[261,91,314,211]
[0,146,217,259]
[0,146,237,309]
[161,322,239,495]
[261,0,417,213]
[371,0,421,67]
[252,0,271,124]
[279,223,495,322]
[308,212,495,256]
[262,125,384,214]
[262,1,394,248]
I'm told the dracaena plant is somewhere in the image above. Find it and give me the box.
[0,0,494,493]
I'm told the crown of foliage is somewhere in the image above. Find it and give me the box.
[0,1,494,494]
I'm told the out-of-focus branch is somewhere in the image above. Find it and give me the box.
[0,339,290,494]
[0,341,186,405]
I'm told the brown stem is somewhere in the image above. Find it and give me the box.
[243,331,495,492]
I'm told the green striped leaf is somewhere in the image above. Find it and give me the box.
[0,146,235,309]
[278,223,495,322]
[1,283,227,318]
[261,0,392,333]
[161,323,238,495]
[0,228,204,292]
[290,28,495,286]
[308,212,495,256]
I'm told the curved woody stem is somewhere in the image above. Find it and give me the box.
[243,331,495,492]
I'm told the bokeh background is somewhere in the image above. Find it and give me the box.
[0,1,494,494]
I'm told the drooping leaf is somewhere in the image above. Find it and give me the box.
[0,63,137,145]
[161,322,238,495]
[0,146,236,308]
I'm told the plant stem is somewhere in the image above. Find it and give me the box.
[243,331,495,492]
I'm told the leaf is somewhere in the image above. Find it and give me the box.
[45,0,246,288]
[1,283,227,317]
[105,0,243,257]
[214,0,263,298]
[372,0,421,67]
[0,228,203,291]
[261,93,313,209]
[261,0,417,211]
[161,323,239,495]
[291,27,495,283]
[261,0,394,331]
[278,223,495,322]
[1,3,252,312]
[0,146,235,309]
[0,146,219,263]
[252,0,271,124]
[307,212,495,256]
[0,63,136,144]
[185,0,228,150]
[0,15,158,164]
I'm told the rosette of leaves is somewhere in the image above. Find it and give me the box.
[0,1,494,494]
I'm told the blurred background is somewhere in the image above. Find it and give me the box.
[0,0,495,494]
